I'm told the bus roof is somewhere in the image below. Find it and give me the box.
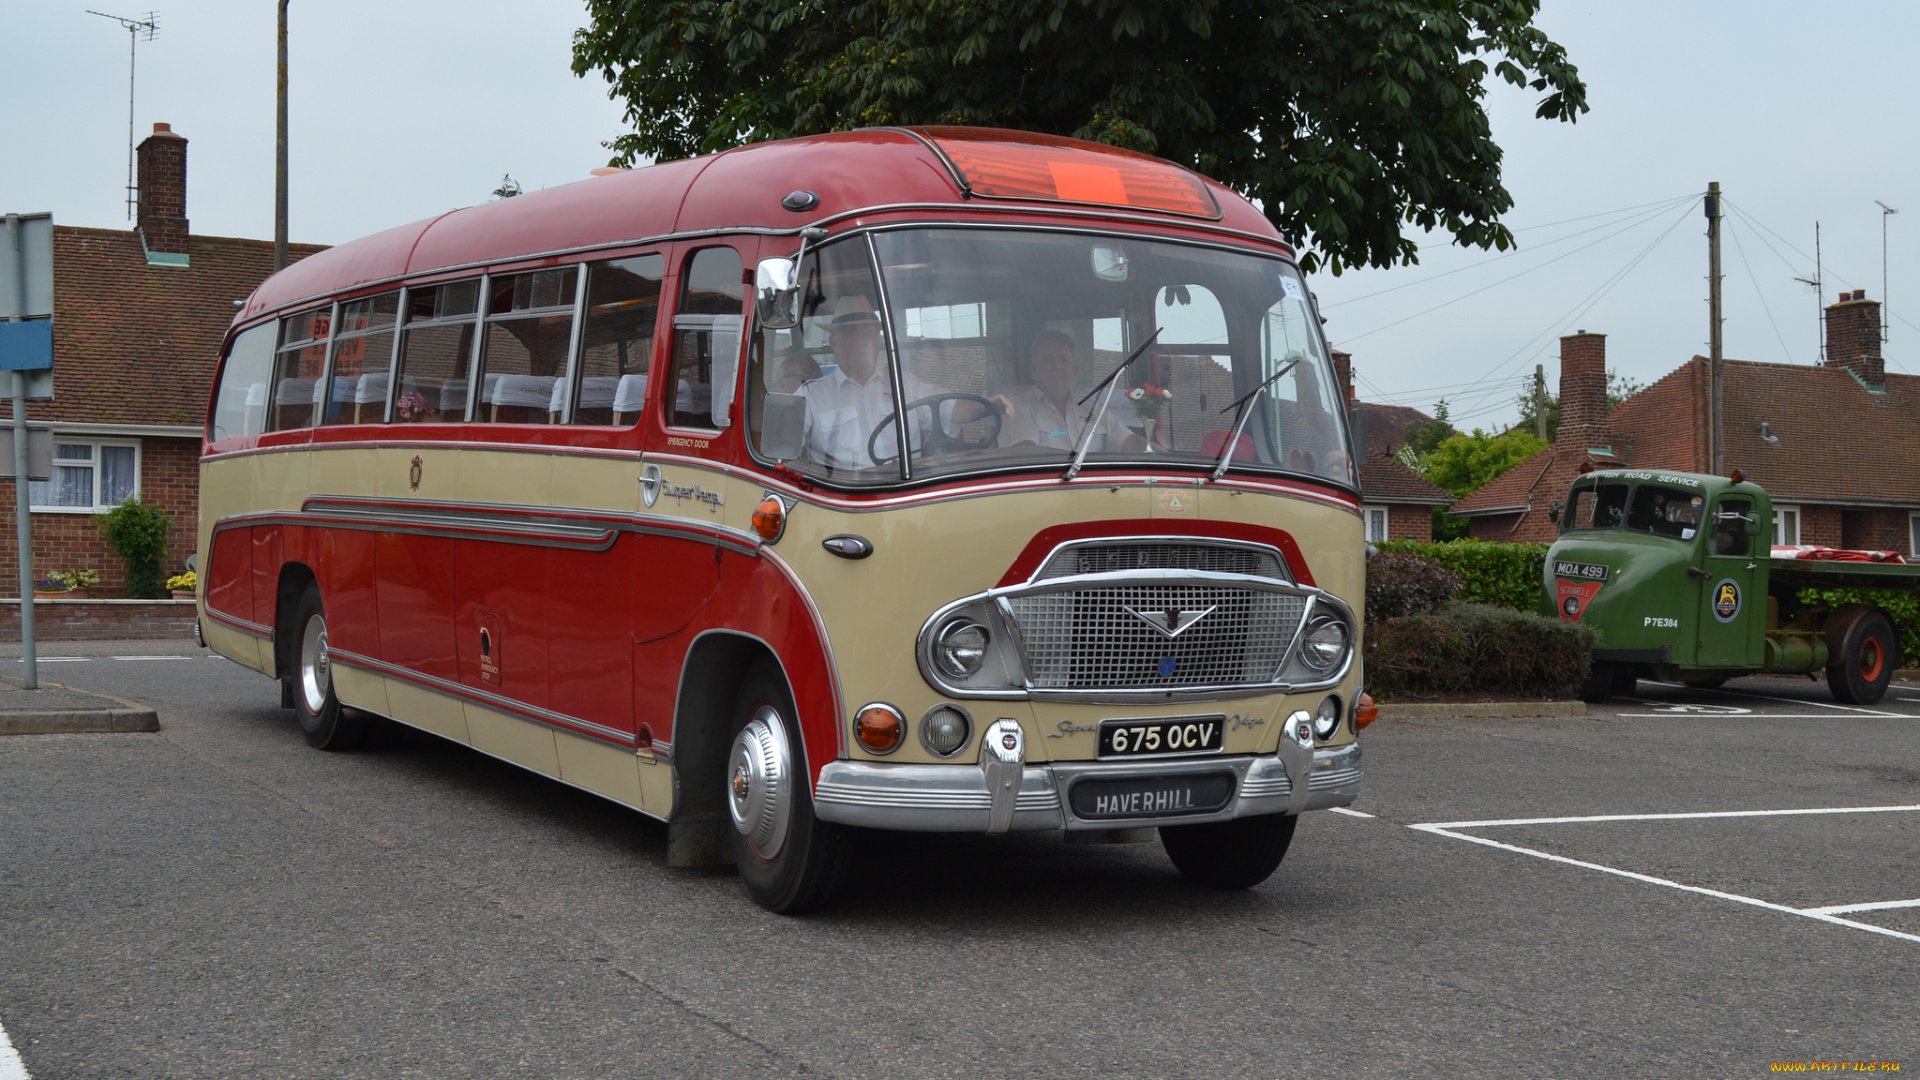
[239,127,1285,325]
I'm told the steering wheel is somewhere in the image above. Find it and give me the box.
[868,393,1003,464]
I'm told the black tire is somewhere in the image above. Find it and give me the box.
[289,582,367,750]
[1159,812,1298,889]
[1579,659,1615,703]
[1827,607,1898,705]
[726,661,854,914]
[1609,662,1638,696]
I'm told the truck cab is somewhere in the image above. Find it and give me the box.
[1544,469,1771,695]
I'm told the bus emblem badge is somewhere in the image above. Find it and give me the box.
[1158,657,1177,677]
[1556,579,1602,622]
[1713,579,1741,622]
[409,455,423,492]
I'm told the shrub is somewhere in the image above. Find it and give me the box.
[49,569,100,591]
[1366,549,1459,619]
[1374,538,1549,613]
[1365,602,1596,699]
[98,498,171,599]
[1796,587,1920,668]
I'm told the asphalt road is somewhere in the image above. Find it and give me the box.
[1,642,1915,1078]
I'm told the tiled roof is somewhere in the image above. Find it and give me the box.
[1352,401,1436,457]
[1359,452,1452,504]
[47,226,326,427]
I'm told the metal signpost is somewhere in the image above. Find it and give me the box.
[2,212,57,688]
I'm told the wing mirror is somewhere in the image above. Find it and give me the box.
[755,227,828,330]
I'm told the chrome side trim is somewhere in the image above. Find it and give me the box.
[813,741,1361,834]
[204,605,272,638]
[330,647,638,749]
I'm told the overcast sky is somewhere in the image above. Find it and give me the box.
[6,1,1915,432]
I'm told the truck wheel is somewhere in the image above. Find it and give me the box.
[1610,663,1638,696]
[1827,607,1898,705]
[1159,812,1297,889]
[290,583,367,750]
[725,661,854,914]
[1580,660,1615,703]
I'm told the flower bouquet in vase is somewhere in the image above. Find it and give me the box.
[1126,384,1172,445]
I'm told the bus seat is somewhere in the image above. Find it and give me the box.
[1199,429,1255,461]
[491,375,557,424]
[438,379,469,416]
[611,374,648,425]
[274,377,317,428]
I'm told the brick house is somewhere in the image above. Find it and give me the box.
[1451,297,1920,551]
[1,124,322,596]
[1330,350,1453,541]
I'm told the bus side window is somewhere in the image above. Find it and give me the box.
[669,247,745,429]
[1713,498,1753,556]
[573,254,663,425]
[269,306,331,430]
[323,291,399,426]
[209,322,279,442]
[477,268,577,424]
[390,280,480,423]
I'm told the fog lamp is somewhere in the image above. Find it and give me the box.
[920,704,972,757]
[935,619,990,678]
[854,703,904,755]
[1313,695,1342,740]
[1299,616,1348,671]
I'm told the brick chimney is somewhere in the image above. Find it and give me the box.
[1554,331,1610,450]
[1330,349,1354,402]
[1824,289,1884,388]
[136,122,189,266]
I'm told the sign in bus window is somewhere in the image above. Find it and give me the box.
[270,306,331,431]
[669,248,745,429]
[574,255,662,425]
[322,291,399,426]
[476,268,577,424]
[391,280,480,424]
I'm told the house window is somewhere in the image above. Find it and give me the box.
[1772,505,1800,547]
[1910,513,1919,558]
[1364,505,1389,543]
[28,441,139,512]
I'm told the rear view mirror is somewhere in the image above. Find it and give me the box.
[756,258,799,329]
[760,392,806,461]
[1745,515,1765,536]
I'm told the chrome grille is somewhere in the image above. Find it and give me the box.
[1036,542,1287,581]
[1006,585,1305,689]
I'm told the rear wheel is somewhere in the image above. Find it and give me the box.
[726,661,854,914]
[1827,607,1898,705]
[289,583,367,750]
[1159,812,1297,889]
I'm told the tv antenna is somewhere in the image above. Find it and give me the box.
[1792,221,1824,364]
[1877,200,1898,344]
[87,10,160,221]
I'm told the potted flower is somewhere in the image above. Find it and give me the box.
[1126,383,1173,443]
[167,570,197,601]
[32,576,69,600]
[36,569,100,599]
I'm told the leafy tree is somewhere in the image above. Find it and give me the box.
[1395,398,1455,472]
[1514,370,1648,441]
[1421,427,1545,499]
[571,0,1588,272]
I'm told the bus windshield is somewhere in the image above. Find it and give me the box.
[748,228,1353,488]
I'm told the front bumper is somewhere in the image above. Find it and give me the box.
[813,740,1361,833]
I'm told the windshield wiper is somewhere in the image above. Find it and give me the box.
[1063,328,1161,481]
[1207,356,1301,482]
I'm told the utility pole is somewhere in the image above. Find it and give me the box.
[1534,364,1547,440]
[1878,201,1899,344]
[274,0,290,271]
[1706,182,1724,476]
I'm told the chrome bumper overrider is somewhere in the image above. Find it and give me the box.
[813,740,1362,833]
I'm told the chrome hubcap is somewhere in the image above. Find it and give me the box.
[300,612,330,715]
[726,706,793,861]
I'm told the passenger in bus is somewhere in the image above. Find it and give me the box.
[794,296,978,469]
[992,329,1147,453]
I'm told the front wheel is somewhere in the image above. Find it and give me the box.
[1159,812,1297,889]
[1827,607,1898,705]
[725,662,854,913]
[1580,659,1615,703]
[289,582,367,750]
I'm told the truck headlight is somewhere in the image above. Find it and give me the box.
[935,620,990,678]
[1299,616,1349,671]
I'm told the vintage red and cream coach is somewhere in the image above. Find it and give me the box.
[197,127,1367,911]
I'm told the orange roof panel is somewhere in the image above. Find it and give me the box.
[916,127,1222,220]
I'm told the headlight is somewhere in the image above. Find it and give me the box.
[920,704,972,757]
[1299,616,1349,671]
[935,620,990,678]
[1312,694,1342,740]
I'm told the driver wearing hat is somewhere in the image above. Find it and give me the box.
[793,295,981,472]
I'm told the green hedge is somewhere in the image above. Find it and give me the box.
[1796,587,1920,668]
[1374,539,1548,614]
[1364,602,1596,700]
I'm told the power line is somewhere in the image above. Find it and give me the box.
[1727,216,1796,365]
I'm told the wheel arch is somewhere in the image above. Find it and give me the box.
[272,561,319,681]
[670,630,798,826]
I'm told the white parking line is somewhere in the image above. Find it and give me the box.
[1411,804,1920,947]
[0,1017,31,1080]
[1328,807,1374,818]
[1643,681,1906,716]
[108,656,192,661]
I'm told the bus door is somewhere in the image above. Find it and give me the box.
[1696,493,1762,669]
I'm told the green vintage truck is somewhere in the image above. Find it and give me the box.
[1542,469,1919,704]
